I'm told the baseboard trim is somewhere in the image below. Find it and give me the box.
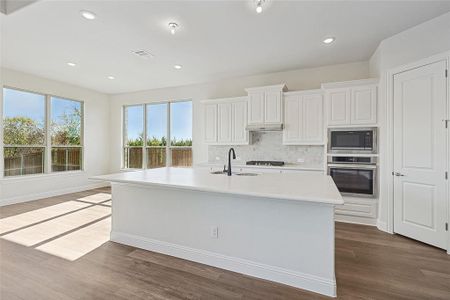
[0,182,110,206]
[111,231,337,297]
[334,215,376,226]
[376,220,390,233]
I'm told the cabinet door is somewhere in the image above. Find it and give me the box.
[204,104,217,143]
[283,95,302,143]
[217,103,232,143]
[303,94,323,143]
[264,91,282,124]
[232,101,249,144]
[326,89,351,126]
[351,86,377,125]
[247,91,265,125]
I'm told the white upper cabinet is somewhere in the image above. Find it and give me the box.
[203,97,249,145]
[217,103,232,143]
[283,90,323,145]
[204,103,217,143]
[246,84,287,125]
[325,89,351,126]
[323,79,378,126]
[264,90,282,124]
[232,101,248,144]
[351,85,377,125]
[247,92,265,125]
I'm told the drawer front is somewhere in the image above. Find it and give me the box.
[335,198,377,218]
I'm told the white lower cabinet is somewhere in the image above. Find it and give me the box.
[203,97,249,145]
[283,90,323,145]
[334,197,378,225]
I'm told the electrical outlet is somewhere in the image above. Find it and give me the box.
[215,156,221,161]
[236,156,241,161]
[210,226,219,239]
[297,158,305,163]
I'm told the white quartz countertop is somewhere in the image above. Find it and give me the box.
[92,167,343,205]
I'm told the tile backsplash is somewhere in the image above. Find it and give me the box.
[208,132,324,168]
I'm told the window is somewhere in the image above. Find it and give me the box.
[2,87,84,177]
[123,100,192,169]
[3,89,46,176]
[123,105,144,169]
[50,97,83,172]
[170,101,192,167]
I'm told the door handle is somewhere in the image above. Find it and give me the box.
[392,172,405,177]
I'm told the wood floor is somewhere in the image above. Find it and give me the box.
[1,188,449,300]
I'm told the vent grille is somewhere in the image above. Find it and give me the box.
[132,50,154,59]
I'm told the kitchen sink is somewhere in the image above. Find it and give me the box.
[209,171,259,176]
[235,172,259,176]
[210,171,226,174]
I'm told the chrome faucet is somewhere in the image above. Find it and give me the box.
[227,148,236,176]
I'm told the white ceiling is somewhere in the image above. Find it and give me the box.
[2,0,450,94]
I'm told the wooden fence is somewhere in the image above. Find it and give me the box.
[4,147,81,176]
[124,147,192,169]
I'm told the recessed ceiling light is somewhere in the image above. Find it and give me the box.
[168,22,179,35]
[256,0,264,14]
[174,65,182,70]
[80,10,96,20]
[107,76,115,80]
[67,62,76,67]
[323,37,335,44]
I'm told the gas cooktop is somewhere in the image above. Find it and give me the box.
[246,161,285,167]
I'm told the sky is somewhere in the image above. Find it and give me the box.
[126,101,192,142]
[3,88,81,126]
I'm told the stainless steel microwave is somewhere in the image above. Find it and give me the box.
[328,128,377,154]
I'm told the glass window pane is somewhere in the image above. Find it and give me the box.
[3,88,45,145]
[4,147,44,176]
[170,101,192,146]
[146,147,166,169]
[123,147,143,169]
[51,97,82,145]
[51,147,82,172]
[171,148,192,167]
[124,105,144,146]
[146,103,167,146]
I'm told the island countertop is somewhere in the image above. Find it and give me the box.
[92,167,343,205]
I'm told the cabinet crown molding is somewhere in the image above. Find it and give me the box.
[200,96,247,104]
[321,78,378,90]
[245,83,288,93]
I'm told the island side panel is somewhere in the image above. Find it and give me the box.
[110,182,337,297]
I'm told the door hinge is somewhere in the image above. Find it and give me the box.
[446,223,449,231]
[446,69,448,78]
[446,171,448,180]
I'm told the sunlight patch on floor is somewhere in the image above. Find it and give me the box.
[0,200,90,234]
[36,217,111,261]
[1,205,111,247]
[77,193,111,204]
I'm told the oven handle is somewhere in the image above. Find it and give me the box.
[328,164,377,169]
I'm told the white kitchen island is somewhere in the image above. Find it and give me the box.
[92,167,343,297]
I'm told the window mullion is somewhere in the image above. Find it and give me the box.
[45,95,52,173]
[143,104,147,169]
[167,102,171,167]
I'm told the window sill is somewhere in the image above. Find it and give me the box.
[0,170,85,182]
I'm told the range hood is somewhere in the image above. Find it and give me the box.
[246,124,284,131]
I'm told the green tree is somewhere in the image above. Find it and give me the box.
[51,107,82,145]
[3,116,44,158]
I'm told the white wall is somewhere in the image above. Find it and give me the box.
[370,12,450,232]
[0,68,110,205]
[109,61,369,172]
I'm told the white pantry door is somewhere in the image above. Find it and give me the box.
[393,60,448,249]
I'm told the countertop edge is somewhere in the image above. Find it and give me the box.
[90,176,344,206]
